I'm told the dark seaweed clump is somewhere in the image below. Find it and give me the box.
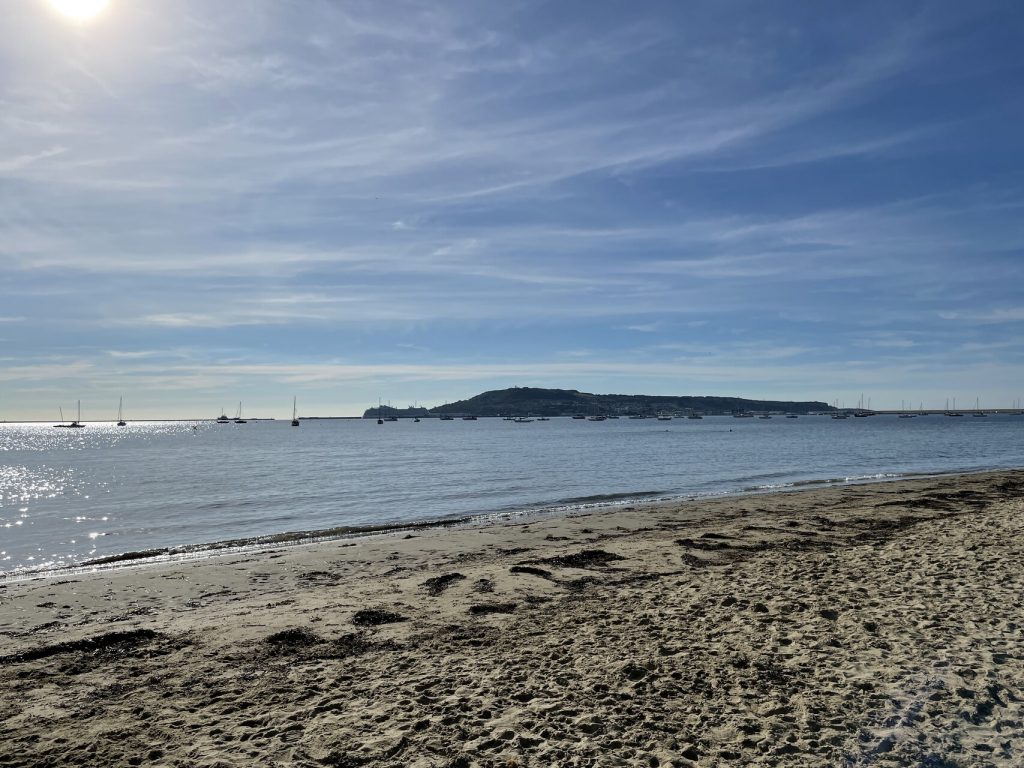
[0,629,163,665]
[421,573,466,596]
[352,609,407,627]
[468,603,517,616]
[264,627,321,650]
[510,565,553,579]
[536,549,624,569]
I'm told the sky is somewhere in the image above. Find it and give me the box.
[1,0,1023,419]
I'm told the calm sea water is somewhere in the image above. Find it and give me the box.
[1,415,1022,576]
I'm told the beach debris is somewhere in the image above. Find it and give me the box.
[468,602,517,616]
[534,549,624,569]
[675,537,730,551]
[563,576,601,592]
[510,565,553,579]
[351,608,407,626]
[421,572,466,596]
[319,750,370,767]
[264,627,321,652]
[0,629,164,664]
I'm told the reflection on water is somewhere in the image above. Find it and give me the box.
[0,416,1022,575]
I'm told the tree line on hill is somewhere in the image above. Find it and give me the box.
[361,387,832,418]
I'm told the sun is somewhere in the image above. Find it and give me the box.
[47,0,110,21]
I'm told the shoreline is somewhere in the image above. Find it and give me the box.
[1,469,1023,765]
[2,464,1017,584]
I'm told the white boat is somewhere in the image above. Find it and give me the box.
[217,408,230,424]
[291,397,299,427]
[656,413,672,421]
[117,396,127,427]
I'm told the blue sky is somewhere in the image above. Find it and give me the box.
[2,0,1023,419]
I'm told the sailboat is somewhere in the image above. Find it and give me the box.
[217,408,230,424]
[54,406,68,428]
[972,397,987,417]
[291,397,299,427]
[234,402,247,424]
[377,398,384,425]
[116,397,127,427]
[67,400,85,428]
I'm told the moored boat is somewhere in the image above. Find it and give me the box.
[65,400,86,428]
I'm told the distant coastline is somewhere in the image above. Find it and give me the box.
[361,386,833,418]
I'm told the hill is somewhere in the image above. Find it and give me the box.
[417,387,831,417]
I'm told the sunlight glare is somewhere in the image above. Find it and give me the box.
[47,0,110,21]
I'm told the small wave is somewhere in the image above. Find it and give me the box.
[549,490,668,506]
[3,514,477,580]
[742,472,905,493]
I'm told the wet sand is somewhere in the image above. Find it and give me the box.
[1,470,1022,766]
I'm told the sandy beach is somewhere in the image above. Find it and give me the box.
[1,470,1022,767]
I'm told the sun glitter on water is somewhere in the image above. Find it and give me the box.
[47,0,110,21]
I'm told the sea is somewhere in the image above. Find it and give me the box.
[2,414,1023,578]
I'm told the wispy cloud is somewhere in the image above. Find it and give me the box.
[0,146,67,173]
